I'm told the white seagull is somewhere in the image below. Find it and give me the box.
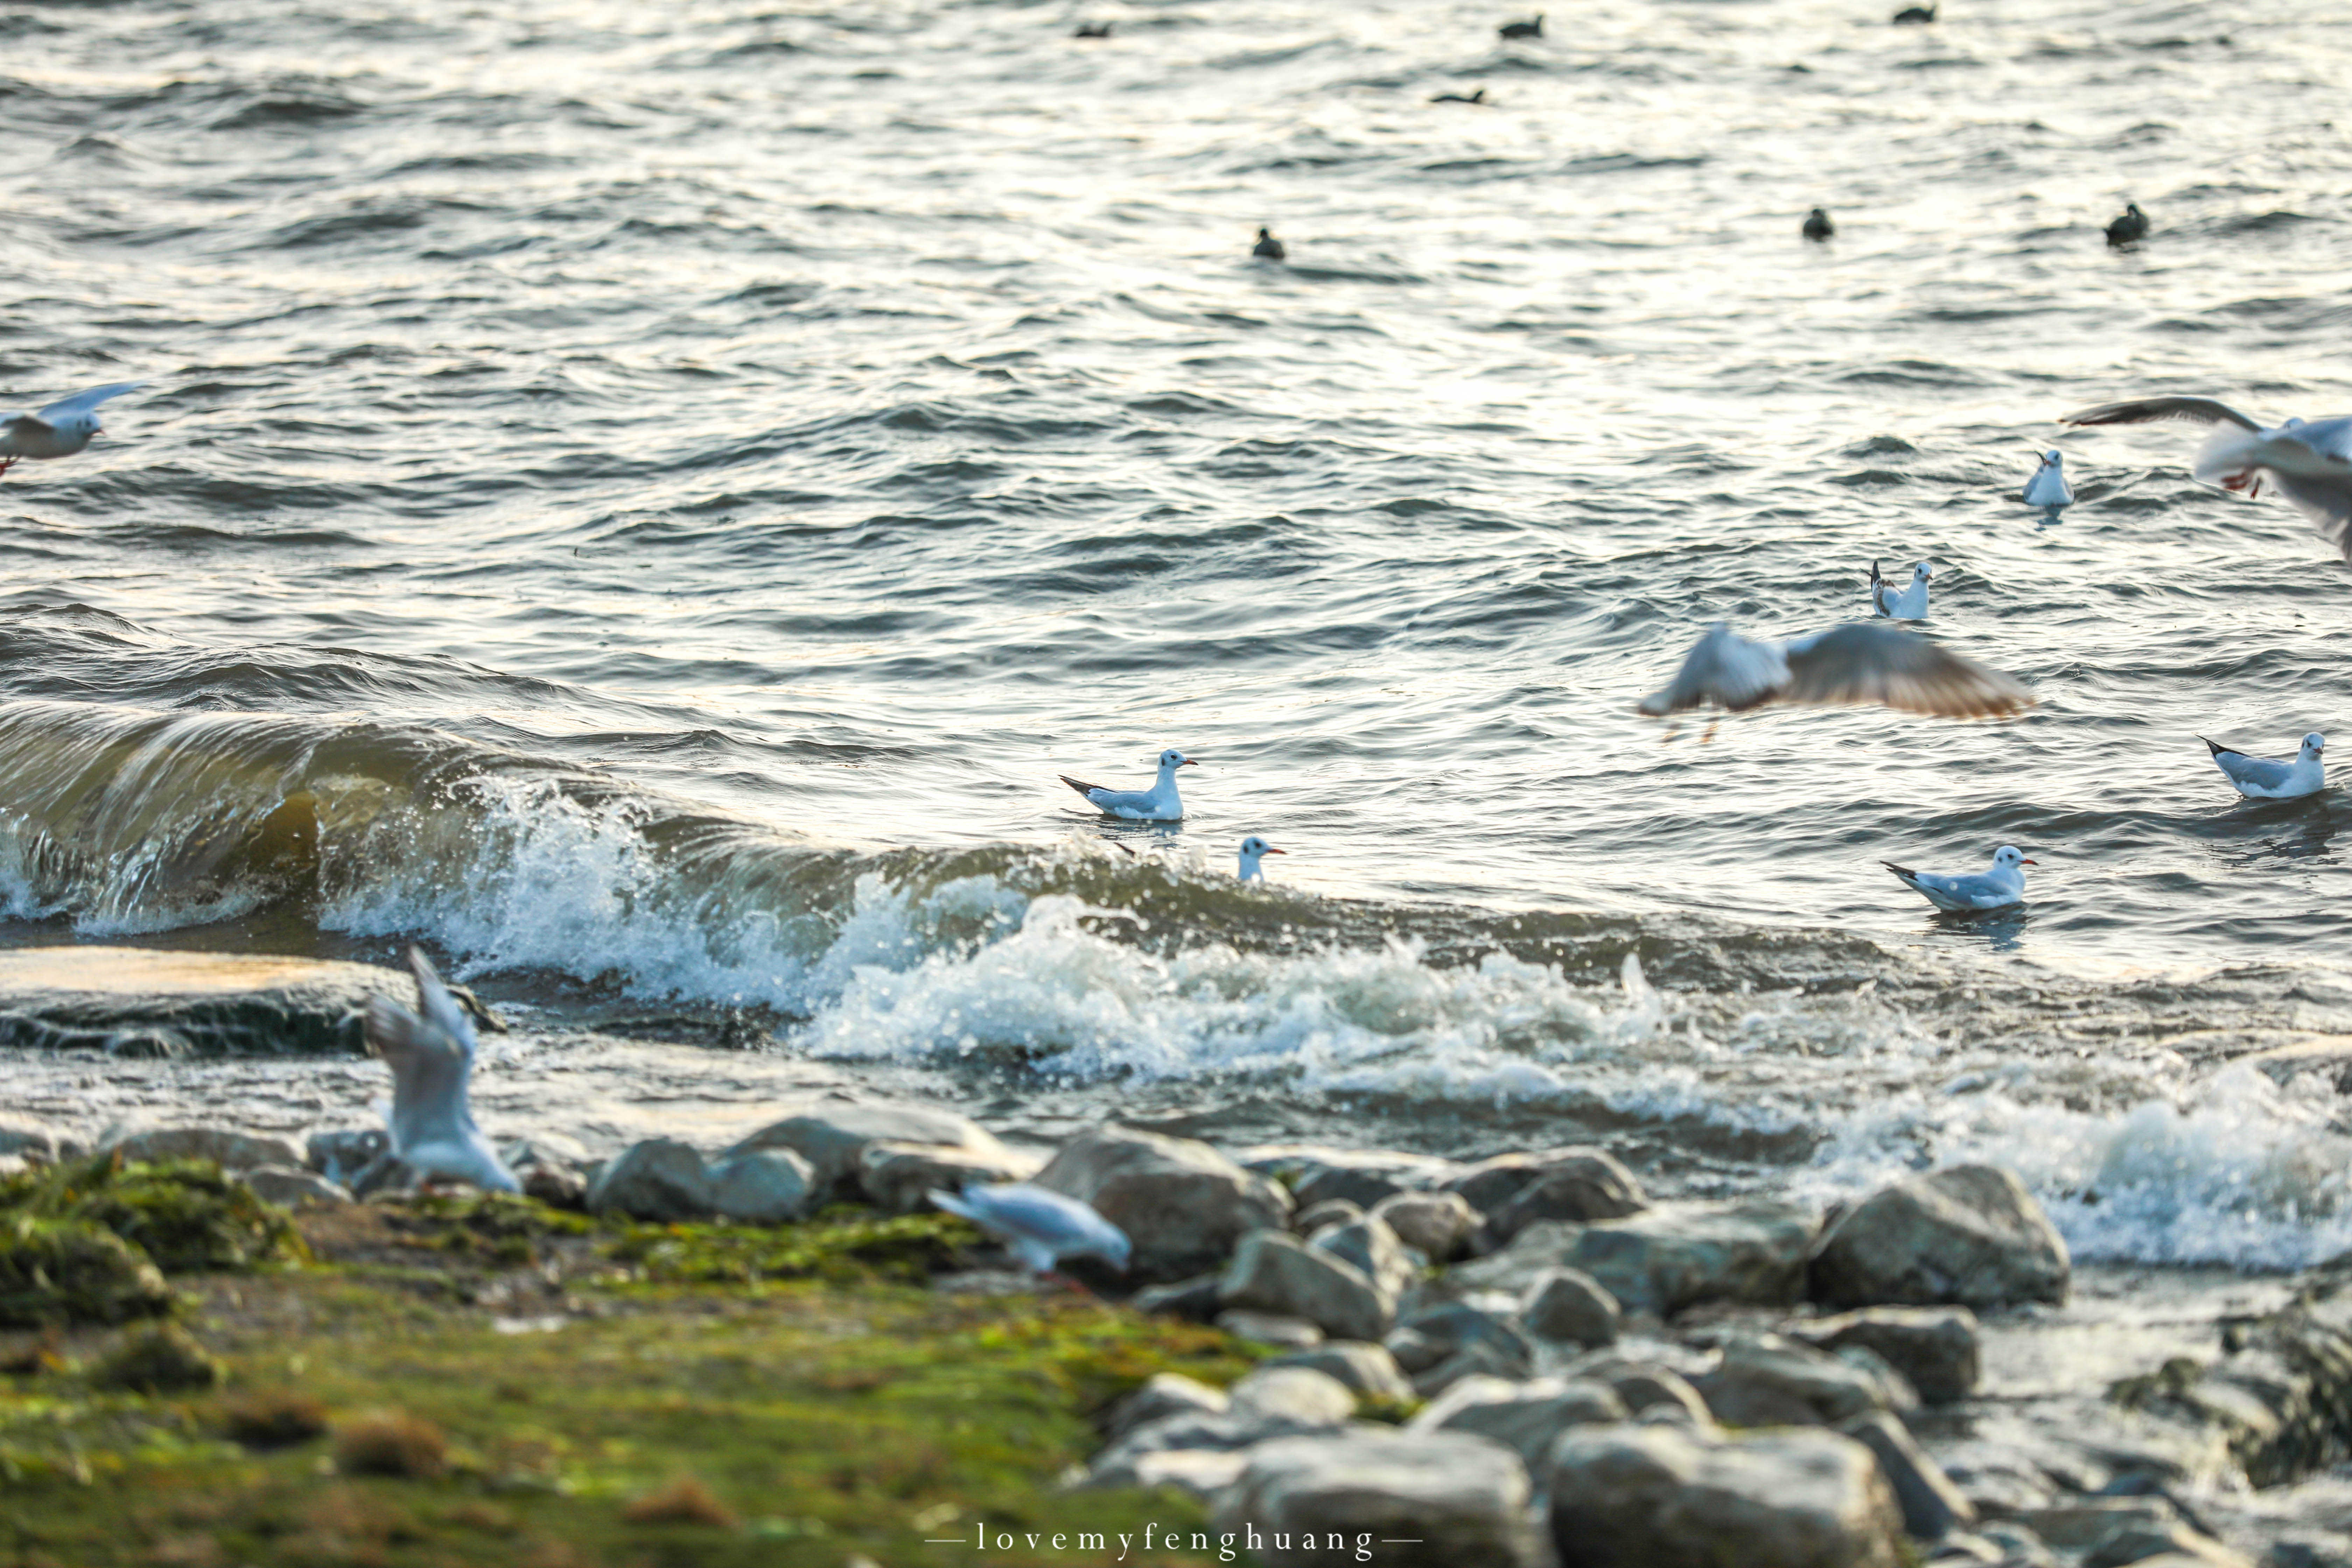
[1883,845,2036,912]
[362,946,519,1193]
[930,1183,1132,1275]
[2203,732,2326,800]
[0,382,146,476]
[2060,397,2352,559]
[1869,560,1932,620]
[1059,747,1195,820]
[1637,621,2031,720]
[2024,450,2074,510]
[1238,835,1286,881]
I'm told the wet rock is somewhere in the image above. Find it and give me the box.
[0,948,393,1056]
[1809,1165,2069,1310]
[1410,1373,1628,1469]
[1974,1522,2062,1566]
[1263,1342,1414,1402]
[1391,1300,1534,1380]
[1566,1356,1715,1424]
[0,1217,173,1326]
[1548,1422,1906,1568]
[1220,1230,1391,1343]
[1088,1385,1352,1489]
[1794,1306,1982,1404]
[100,1125,304,1173]
[1692,1333,1915,1428]
[724,1096,1016,1202]
[2082,1523,2254,1568]
[498,1132,589,1171]
[2020,1499,2183,1548]
[1034,1125,1291,1281]
[708,1148,815,1224]
[1308,1213,1415,1298]
[1242,1145,1460,1212]
[306,1128,388,1184]
[1373,1190,1480,1261]
[1521,1266,1621,1347]
[1230,1366,1357,1426]
[1413,1337,1535,1399]
[1443,1146,1647,1218]
[1488,1154,1651,1240]
[1457,1200,1818,1317]
[1840,1409,1976,1539]
[1108,1371,1228,1438]
[1216,1310,1323,1350]
[0,1113,74,1162]
[2104,1293,2352,1489]
[1133,1273,1223,1322]
[585,1138,715,1223]
[1215,1430,1544,1568]
[857,1138,1043,1215]
[239,1166,351,1207]
[1291,1198,1364,1236]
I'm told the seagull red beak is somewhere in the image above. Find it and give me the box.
[2020,859,2039,866]
[1265,846,1286,855]
[1181,758,1198,766]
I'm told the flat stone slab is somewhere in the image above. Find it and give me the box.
[0,947,395,1057]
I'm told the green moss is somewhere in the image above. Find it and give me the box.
[1,1156,306,1275]
[606,1207,980,1286]
[90,1324,223,1394]
[0,1215,174,1328]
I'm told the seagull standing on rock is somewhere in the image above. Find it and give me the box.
[1884,846,2036,912]
[2024,450,2073,511]
[363,947,519,1193]
[0,382,145,477]
[1060,747,1196,820]
[2203,733,2326,800]
[1869,560,1931,620]
[2060,397,2352,560]
[930,1184,1131,1276]
[1238,835,1286,881]
[1637,620,2030,720]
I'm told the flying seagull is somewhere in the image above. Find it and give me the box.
[1060,747,1196,820]
[1869,560,1931,620]
[1636,621,2031,719]
[1238,835,1286,881]
[2059,397,2352,559]
[0,382,145,476]
[930,1183,1132,1275]
[362,947,519,1193]
[1884,845,2035,912]
[2203,732,2326,800]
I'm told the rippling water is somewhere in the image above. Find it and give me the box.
[5,0,2352,1269]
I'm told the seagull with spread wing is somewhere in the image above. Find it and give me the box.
[2060,397,2352,560]
[363,946,519,1193]
[0,382,146,476]
[1636,621,2032,720]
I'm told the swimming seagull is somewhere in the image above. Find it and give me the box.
[2202,732,2326,800]
[1498,13,1543,37]
[1869,560,1931,620]
[1238,835,1286,880]
[1252,227,1286,261]
[0,382,145,477]
[1637,621,2031,719]
[2024,449,2074,510]
[1802,208,1835,241]
[1060,747,1196,820]
[1883,845,2036,912]
[1430,88,1488,104]
[2105,203,2149,247]
[1891,2,1935,22]
[2059,397,2352,560]
[362,946,519,1193]
[929,1183,1132,1276]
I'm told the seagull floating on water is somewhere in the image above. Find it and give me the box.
[2105,203,2149,247]
[363,947,519,1193]
[1637,621,2030,719]
[1238,835,1286,881]
[1802,208,1835,241]
[930,1183,1131,1276]
[1891,2,1935,22]
[1498,13,1543,38]
[1869,560,1931,620]
[1430,88,1488,104]
[1072,20,1112,37]
[2059,396,2352,560]
[2203,733,2326,800]
[0,382,145,477]
[1252,227,1286,261]
[1884,845,2035,912]
[1060,747,1196,820]
[2024,450,2073,511]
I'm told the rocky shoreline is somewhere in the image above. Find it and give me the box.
[5,948,2352,1564]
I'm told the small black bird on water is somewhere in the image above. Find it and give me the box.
[2105,202,2149,247]
[1072,20,1112,36]
[1252,227,1286,261]
[1498,14,1543,38]
[1802,207,1835,241]
[1430,88,1488,104]
[1891,2,1935,21]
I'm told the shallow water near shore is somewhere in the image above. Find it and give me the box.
[4,0,2352,1294]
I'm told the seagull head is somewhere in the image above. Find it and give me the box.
[1992,845,2037,871]
[1238,835,1286,878]
[1912,562,1933,581]
[2302,732,2326,757]
[2039,450,2062,467]
[1157,748,1196,772]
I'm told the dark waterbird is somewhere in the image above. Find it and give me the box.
[1252,227,1286,261]
[1498,14,1543,39]
[1802,208,1835,241]
[1431,88,1488,104]
[1072,21,1112,38]
[2105,202,2149,246]
[1891,2,1936,21]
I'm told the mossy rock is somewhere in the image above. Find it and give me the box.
[91,1322,223,1393]
[0,1214,173,1327]
[606,1208,977,1286]
[5,1155,307,1274]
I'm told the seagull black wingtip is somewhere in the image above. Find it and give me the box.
[2199,737,2235,760]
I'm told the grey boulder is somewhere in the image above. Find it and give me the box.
[1458,1200,1819,1317]
[1241,1145,1460,1211]
[1372,1190,1481,1261]
[0,946,388,1056]
[1793,1306,1982,1404]
[708,1148,816,1224]
[724,1095,1014,1202]
[585,1137,716,1222]
[101,1125,304,1172]
[1221,1230,1392,1343]
[1263,1342,1414,1402]
[1444,1146,1647,1219]
[1809,1166,2069,1310]
[1229,1366,1358,1426]
[1035,1124,1292,1280]
[1488,1154,1651,1240]
[0,1113,74,1162]
[858,1138,1043,1215]
[1837,1410,1975,1540]
[239,1165,352,1207]
[1692,1333,1915,1428]
[1409,1373,1629,1470]
[1216,1429,1545,1568]
[1520,1266,1622,1347]
[1309,1213,1416,1298]
[1108,1372,1227,1438]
